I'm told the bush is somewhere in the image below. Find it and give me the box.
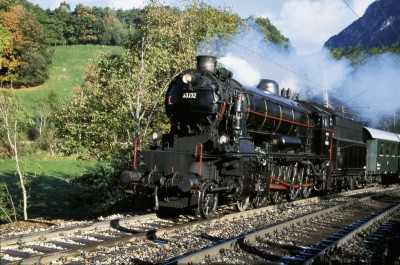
[26,124,39,141]
[0,182,21,223]
[18,50,51,87]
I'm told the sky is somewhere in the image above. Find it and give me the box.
[28,0,375,54]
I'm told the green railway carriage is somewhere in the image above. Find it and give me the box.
[363,127,400,177]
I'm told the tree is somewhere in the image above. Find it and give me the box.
[54,2,75,45]
[0,5,51,87]
[0,0,16,12]
[0,89,28,220]
[0,10,24,86]
[0,25,13,70]
[328,43,400,67]
[254,17,289,47]
[55,1,240,157]
[74,5,98,44]
[100,10,126,45]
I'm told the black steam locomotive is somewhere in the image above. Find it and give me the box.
[121,55,392,218]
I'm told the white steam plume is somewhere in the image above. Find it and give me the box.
[196,21,400,126]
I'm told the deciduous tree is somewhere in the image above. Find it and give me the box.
[74,5,98,44]
[0,89,28,220]
[0,25,12,70]
[55,1,239,157]
[0,5,50,87]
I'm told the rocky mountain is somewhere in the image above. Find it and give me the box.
[324,0,400,49]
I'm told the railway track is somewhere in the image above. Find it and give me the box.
[166,189,400,264]
[1,213,191,265]
[0,186,397,264]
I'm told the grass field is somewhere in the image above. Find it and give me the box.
[0,153,98,219]
[1,45,121,220]
[16,45,123,121]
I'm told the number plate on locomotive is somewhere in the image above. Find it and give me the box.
[182,92,198,99]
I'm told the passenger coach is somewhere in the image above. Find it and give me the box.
[364,127,400,183]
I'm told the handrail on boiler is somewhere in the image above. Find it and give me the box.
[134,138,142,169]
[195,142,203,176]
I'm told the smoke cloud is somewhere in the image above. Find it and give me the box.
[196,22,400,126]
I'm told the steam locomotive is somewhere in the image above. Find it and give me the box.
[122,55,400,218]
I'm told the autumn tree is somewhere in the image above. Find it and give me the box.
[74,5,99,44]
[0,5,51,87]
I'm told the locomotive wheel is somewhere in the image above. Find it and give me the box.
[199,182,218,219]
[300,168,312,198]
[287,164,300,202]
[270,191,283,205]
[235,196,250,212]
[252,195,268,208]
[270,166,284,205]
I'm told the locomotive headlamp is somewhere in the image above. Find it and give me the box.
[151,131,162,141]
[218,134,230,145]
[182,73,194,84]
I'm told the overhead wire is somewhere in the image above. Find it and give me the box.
[341,0,385,48]
[375,1,400,40]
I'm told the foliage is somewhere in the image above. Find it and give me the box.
[0,4,51,87]
[329,43,400,66]
[254,17,289,47]
[65,164,125,217]
[0,25,13,69]
[74,4,99,44]
[55,1,240,157]
[0,182,20,223]
[19,0,141,46]
[100,18,127,45]
[0,0,16,12]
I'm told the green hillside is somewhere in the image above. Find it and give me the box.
[16,45,123,121]
[1,45,121,221]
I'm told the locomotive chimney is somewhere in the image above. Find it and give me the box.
[196,55,217,73]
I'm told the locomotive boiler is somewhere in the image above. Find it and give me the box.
[121,55,370,218]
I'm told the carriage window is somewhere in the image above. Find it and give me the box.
[392,144,396,156]
[380,143,384,155]
[386,143,391,156]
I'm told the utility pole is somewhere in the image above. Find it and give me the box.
[323,70,330,109]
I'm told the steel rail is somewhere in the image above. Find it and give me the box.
[168,195,377,264]
[0,213,157,247]
[302,203,400,264]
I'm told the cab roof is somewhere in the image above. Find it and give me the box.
[363,127,400,142]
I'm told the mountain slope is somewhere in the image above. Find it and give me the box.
[324,0,400,49]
